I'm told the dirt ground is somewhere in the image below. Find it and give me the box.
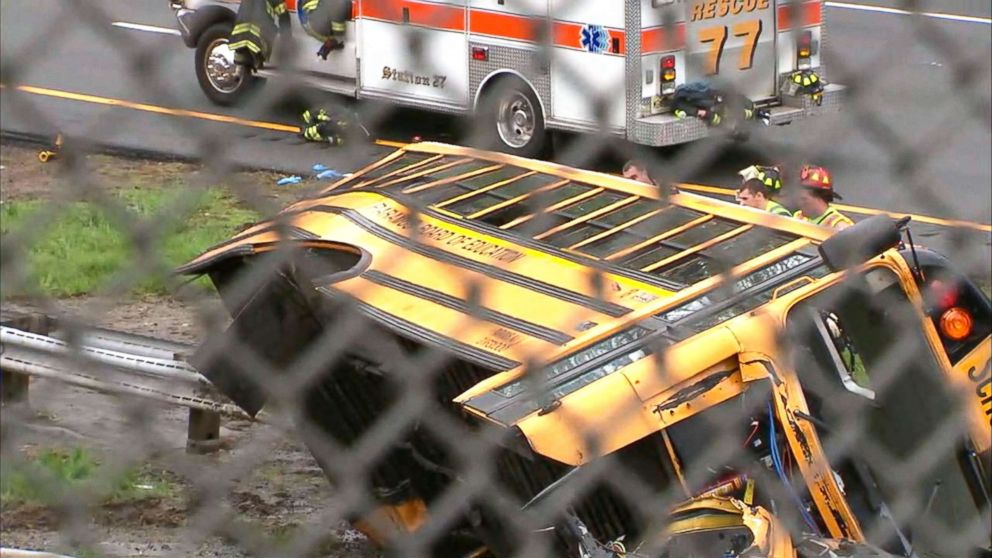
[1,143,379,558]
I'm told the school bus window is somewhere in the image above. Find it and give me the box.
[550,344,653,399]
[443,175,570,217]
[455,167,532,191]
[374,156,457,185]
[670,265,832,339]
[409,182,472,205]
[551,200,659,250]
[531,191,630,239]
[478,200,556,228]
[662,218,740,251]
[622,220,744,275]
[594,199,660,228]
[494,326,650,398]
[619,244,681,271]
[656,228,796,285]
[578,206,703,258]
[487,183,592,228]
[656,254,816,323]
[415,159,498,181]
[555,191,628,221]
[491,173,571,200]
[623,207,707,242]
[377,157,471,188]
[356,152,438,182]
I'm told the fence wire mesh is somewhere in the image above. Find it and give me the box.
[1,1,990,557]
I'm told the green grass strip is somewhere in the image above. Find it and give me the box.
[1,187,259,297]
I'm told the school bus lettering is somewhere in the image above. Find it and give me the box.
[478,328,522,352]
[970,360,992,422]
[691,0,770,22]
[371,203,525,264]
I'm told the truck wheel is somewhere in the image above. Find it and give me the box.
[195,22,257,106]
[478,78,548,159]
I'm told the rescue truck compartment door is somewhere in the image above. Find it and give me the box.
[684,0,777,101]
[279,0,358,80]
[548,0,627,130]
[357,0,470,108]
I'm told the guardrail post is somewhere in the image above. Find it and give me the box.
[1,368,31,405]
[186,408,222,454]
[0,312,53,406]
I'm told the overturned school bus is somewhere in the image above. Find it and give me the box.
[180,143,991,558]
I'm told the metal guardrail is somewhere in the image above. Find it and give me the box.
[0,315,252,453]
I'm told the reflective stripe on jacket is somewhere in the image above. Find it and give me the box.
[766,200,793,217]
[795,205,854,229]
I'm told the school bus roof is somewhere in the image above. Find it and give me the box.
[181,142,834,391]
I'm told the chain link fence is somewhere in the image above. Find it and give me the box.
[1,1,990,557]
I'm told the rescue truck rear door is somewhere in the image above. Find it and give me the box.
[684,0,778,100]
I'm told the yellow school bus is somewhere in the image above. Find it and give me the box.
[181,142,991,558]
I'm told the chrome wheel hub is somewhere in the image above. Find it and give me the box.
[497,93,536,149]
[205,39,244,93]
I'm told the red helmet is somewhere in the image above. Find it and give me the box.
[799,164,841,199]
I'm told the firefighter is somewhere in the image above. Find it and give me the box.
[736,165,791,217]
[299,106,369,145]
[229,0,292,71]
[791,164,854,230]
[299,0,352,59]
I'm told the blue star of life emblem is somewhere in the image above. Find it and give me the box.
[580,24,610,54]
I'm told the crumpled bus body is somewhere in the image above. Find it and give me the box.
[182,143,991,557]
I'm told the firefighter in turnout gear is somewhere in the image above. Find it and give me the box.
[791,164,854,230]
[736,165,791,217]
[299,0,353,59]
[230,0,291,71]
[299,107,368,145]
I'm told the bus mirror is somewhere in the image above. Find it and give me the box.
[818,215,909,272]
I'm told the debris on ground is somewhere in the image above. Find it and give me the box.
[277,175,303,186]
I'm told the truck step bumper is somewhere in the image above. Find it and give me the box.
[629,83,846,147]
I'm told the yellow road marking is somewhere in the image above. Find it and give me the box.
[676,183,992,233]
[2,83,402,149]
[5,83,990,233]
[4,84,301,133]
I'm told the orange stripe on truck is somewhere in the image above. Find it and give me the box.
[778,0,822,30]
[360,0,465,31]
[469,10,540,42]
[642,23,687,54]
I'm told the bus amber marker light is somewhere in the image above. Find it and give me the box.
[939,306,973,341]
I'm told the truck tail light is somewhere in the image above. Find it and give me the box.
[661,55,677,95]
[939,306,973,341]
[797,31,813,69]
[471,46,489,62]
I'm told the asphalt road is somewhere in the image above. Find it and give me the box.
[1,0,989,271]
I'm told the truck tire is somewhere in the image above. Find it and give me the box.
[477,77,548,159]
[195,22,257,106]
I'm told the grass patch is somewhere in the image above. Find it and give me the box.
[1,186,258,297]
[1,446,178,508]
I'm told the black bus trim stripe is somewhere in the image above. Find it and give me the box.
[316,286,519,371]
[362,270,573,346]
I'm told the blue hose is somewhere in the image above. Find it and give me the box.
[768,401,821,534]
